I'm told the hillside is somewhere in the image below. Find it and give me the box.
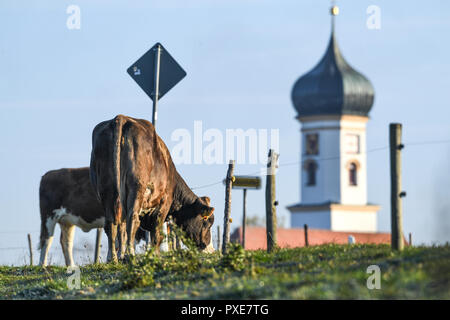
[0,244,449,299]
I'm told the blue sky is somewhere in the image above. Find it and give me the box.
[0,0,449,265]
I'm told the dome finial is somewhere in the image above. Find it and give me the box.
[330,1,339,16]
[330,1,339,32]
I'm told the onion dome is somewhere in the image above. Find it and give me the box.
[291,6,374,118]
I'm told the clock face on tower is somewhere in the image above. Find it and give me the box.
[345,134,360,154]
[306,133,319,155]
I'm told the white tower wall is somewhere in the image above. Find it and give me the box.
[289,115,379,233]
[301,119,341,204]
[339,118,368,205]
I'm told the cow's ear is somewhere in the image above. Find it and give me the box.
[200,196,211,206]
[203,211,214,226]
[194,198,214,219]
[200,206,214,220]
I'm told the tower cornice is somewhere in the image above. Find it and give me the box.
[296,114,369,123]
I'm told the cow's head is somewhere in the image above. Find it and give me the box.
[173,196,215,252]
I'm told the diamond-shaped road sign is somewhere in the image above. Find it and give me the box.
[127,42,186,101]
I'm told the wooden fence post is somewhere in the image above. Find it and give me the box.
[222,160,235,254]
[242,188,247,249]
[161,222,169,252]
[94,228,102,264]
[304,224,309,247]
[217,225,221,252]
[390,123,404,251]
[145,231,151,251]
[265,149,279,253]
[27,233,33,266]
[166,222,171,252]
[175,216,182,250]
[168,218,178,251]
[176,235,181,250]
[169,219,177,251]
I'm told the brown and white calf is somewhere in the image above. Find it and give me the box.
[38,167,202,266]
[38,167,113,267]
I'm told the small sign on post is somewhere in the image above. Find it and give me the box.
[222,175,261,249]
[224,176,261,249]
[230,176,262,189]
[127,43,187,129]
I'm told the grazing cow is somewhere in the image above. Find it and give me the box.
[38,167,178,267]
[137,196,213,249]
[90,115,215,262]
[38,168,109,267]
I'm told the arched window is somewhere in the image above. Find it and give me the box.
[306,161,317,186]
[349,162,357,186]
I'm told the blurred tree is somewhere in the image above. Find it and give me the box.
[245,215,286,228]
[246,215,265,227]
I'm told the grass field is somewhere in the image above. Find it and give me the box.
[0,243,449,300]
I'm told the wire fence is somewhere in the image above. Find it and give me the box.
[0,230,39,234]
[191,138,450,190]
[1,138,449,257]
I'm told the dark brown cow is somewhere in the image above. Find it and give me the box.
[90,115,214,262]
[38,168,113,267]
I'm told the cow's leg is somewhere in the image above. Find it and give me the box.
[105,221,118,263]
[117,221,127,260]
[116,223,122,259]
[147,216,161,254]
[124,187,145,257]
[125,211,141,257]
[39,216,58,267]
[60,224,76,267]
[154,215,166,254]
[148,207,170,254]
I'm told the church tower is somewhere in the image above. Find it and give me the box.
[287,5,380,233]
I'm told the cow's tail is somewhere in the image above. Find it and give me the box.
[38,175,49,250]
[113,115,125,223]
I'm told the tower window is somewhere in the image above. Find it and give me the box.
[306,133,319,155]
[349,162,357,186]
[306,161,318,186]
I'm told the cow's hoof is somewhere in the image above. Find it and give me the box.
[118,256,128,264]
[106,257,119,265]
[121,255,133,264]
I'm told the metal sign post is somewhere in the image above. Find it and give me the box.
[127,42,186,251]
[152,44,161,128]
[223,175,261,249]
[149,44,162,249]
